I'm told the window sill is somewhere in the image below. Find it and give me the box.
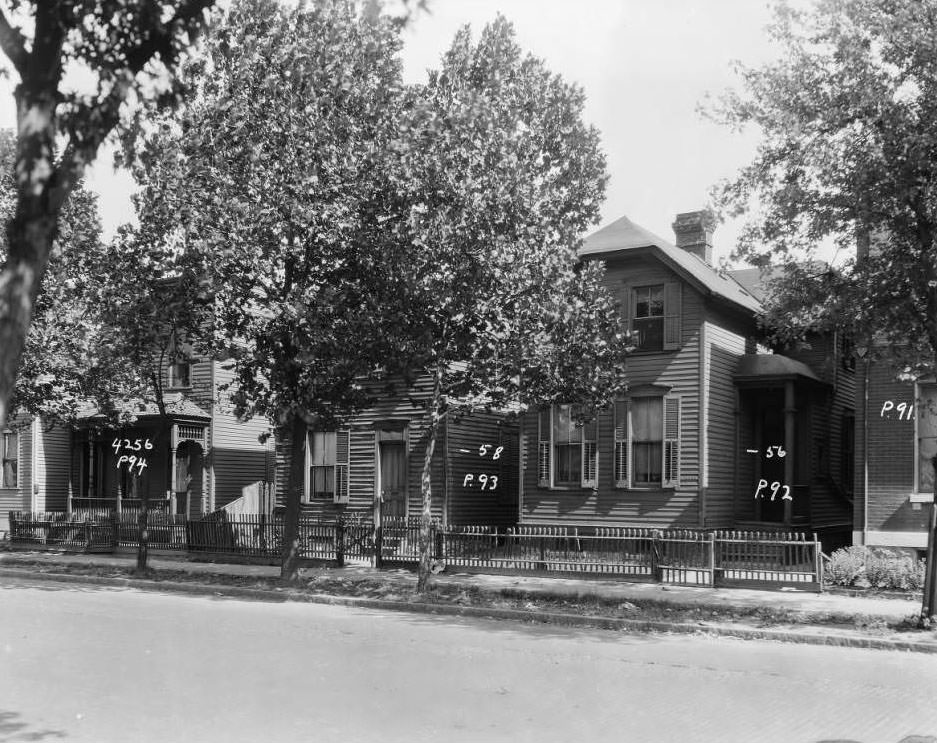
[909,493,934,504]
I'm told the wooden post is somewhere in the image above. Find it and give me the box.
[373,497,383,570]
[335,517,345,568]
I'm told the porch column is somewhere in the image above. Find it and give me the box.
[783,381,796,525]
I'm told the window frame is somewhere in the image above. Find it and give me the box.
[167,361,192,389]
[613,394,680,490]
[304,430,350,504]
[1,429,18,489]
[632,284,665,352]
[914,383,937,496]
[537,404,598,490]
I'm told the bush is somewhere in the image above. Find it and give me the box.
[825,546,867,586]
[824,545,926,591]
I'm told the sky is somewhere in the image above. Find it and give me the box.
[0,0,783,266]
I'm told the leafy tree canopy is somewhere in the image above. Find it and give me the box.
[710,0,937,377]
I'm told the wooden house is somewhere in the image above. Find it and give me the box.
[274,377,518,527]
[518,210,854,547]
[1,356,274,534]
[0,415,71,534]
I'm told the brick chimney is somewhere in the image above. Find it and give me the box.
[672,209,715,264]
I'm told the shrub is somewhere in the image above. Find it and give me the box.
[825,545,926,590]
[825,546,868,586]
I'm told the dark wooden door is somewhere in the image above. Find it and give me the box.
[380,441,407,519]
[759,406,786,523]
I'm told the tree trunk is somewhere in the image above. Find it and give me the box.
[0,85,66,432]
[281,414,306,581]
[417,367,443,593]
[136,492,149,573]
[0,206,58,432]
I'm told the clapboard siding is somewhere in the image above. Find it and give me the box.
[0,416,32,534]
[446,414,518,526]
[211,362,271,510]
[521,255,703,528]
[704,307,754,528]
[36,422,71,511]
[274,375,514,524]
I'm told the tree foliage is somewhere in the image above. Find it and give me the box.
[0,0,216,431]
[710,0,937,617]
[384,17,629,589]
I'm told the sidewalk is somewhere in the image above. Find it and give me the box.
[0,547,923,624]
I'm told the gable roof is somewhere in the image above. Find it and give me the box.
[579,214,762,315]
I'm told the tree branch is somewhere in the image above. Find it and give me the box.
[0,8,27,78]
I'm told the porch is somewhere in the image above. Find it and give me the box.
[734,353,831,530]
[70,414,210,519]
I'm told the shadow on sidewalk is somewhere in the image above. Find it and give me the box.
[0,709,67,743]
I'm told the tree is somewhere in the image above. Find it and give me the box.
[130,0,421,580]
[709,0,937,619]
[0,0,216,433]
[3,122,209,572]
[387,17,630,591]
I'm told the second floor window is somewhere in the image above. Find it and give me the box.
[633,285,664,351]
[168,362,191,389]
[628,282,681,352]
[1,430,17,488]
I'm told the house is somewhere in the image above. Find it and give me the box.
[1,354,275,534]
[851,350,935,555]
[518,210,854,548]
[274,376,518,527]
[0,416,71,534]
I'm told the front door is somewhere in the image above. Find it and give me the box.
[379,441,407,519]
[759,405,786,523]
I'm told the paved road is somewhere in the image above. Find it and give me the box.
[1,576,935,743]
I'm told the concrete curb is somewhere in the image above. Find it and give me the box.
[2,566,935,654]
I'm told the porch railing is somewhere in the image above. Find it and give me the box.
[6,510,824,590]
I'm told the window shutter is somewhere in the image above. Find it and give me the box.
[662,396,681,487]
[538,408,551,487]
[614,400,629,488]
[620,284,632,334]
[663,282,682,350]
[333,430,350,504]
[581,418,598,488]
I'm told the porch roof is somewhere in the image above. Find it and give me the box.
[733,353,827,387]
[77,393,212,422]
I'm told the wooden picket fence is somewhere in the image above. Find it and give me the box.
[6,511,823,590]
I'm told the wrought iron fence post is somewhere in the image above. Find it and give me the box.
[651,530,662,582]
[335,518,345,568]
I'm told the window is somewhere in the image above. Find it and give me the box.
[633,285,664,351]
[613,396,681,489]
[1,430,17,488]
[305,430,350,503]
[626,282,682,352]
[537,405,597,488]
[839,331,856,372]
[916,385,937,495]
[168,361,191,389]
